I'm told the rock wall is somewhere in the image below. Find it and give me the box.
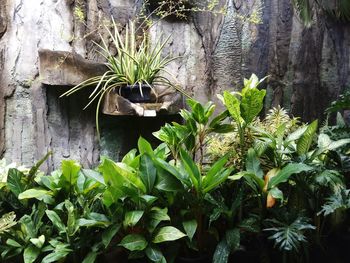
[0,0,349,169]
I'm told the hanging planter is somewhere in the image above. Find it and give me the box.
[60,18,185,136]
[119,84,153,103]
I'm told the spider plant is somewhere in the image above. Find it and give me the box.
[61,18,186,137]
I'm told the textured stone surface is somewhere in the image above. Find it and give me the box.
[38,49,107,86]
[0,0,350,169]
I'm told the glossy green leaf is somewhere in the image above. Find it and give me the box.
[150,207,170,222]
[213,239,230,263]
[226,228,240,250]
[7,168,25,197]
[82,251,97,263]
[23,245,40,263]
[269,187,284,201]
[61,160,81,186]
[268,163,313,189]
[145,245,163,262]
[30,235,45,248]
[41,244,72,263]
[153,226,186,243]
[246,149,264,178]
[124,211,144,228]
[18,189,52,201]
[46,210,66,234]
[240,87,266,124]
[81,169,105,185]
[223,91,241,125]
[138,137,153,155]
[297,120,318,155]
[119,234,148,251]
[179,149,200,191]
[102,224,121,248]
[140,154,157,193]
[183,219,197,242]
[155,158,190,187]
[203,154,229,187]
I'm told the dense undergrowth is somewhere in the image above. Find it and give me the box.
[1,75,350,263]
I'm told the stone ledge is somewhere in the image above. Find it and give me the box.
[38,49,107,86]
[38,49,183,116]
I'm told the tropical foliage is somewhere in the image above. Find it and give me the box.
[1,74,350,262]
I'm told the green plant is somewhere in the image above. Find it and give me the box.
[143,0,225,21]
[264,213,315,253]
[0,159,111,263]
[97,138,187,262]
[292,0,350,27]
[61,18,183,137]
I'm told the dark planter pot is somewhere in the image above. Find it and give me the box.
[120,84,152,103]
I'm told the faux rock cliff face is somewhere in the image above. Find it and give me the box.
[0,0,349,169]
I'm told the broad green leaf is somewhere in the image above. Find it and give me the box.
[183,219,197,241]
[209,110,230,129]
[30,235,45,248]
[102,224,121,248]
[150,207,170,222]
[82,251,97,263]
[226,228,240,250]
[286,126,308,142]
[317,134,332,149]
[240,88,266,124]
[268,163,313,189]
[145,245,163,262]
[124,211,144,228]
[153,226,186,243]
[18,189,52,201]
[156,158,190,187]
[328,138,350,151]
[46,210,66,234]
[203,168,233,193]
[213,239,230,263]
[81,169,105,185]
[203,154,229,188]
[41,245,72,263]
[138,137,153,155]
[61,160,81,186]
[140,195,158,205]
[223,91,241,125]
[122,149,138,165]
[24,245,40,263]
[65,200,77,236]
[77,218,109,227]
[155,163,185,191]
[119,234,148,251]
[297,120,318,155]
[20,215,37,238]
[7,168,25,196]
[269,187,283,201]
[179,149,200,191]
[246,149,264,178]
[99,158,146,195]
[140,154,157,193]
[6,239,22,247]
[192,101,206,124]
